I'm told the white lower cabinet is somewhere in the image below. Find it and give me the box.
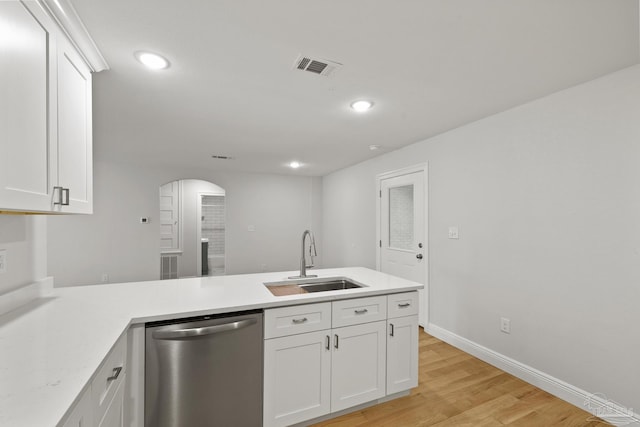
[264,321,388,427]
[58,335,127,427]
[264,292,418,427]
[264,330,332,427]
[331,321,387,412]
[387,292,419,395]
[61,388,92,427]
[98,376,126,427]
[92,335,126,426]
[387,315,419,394]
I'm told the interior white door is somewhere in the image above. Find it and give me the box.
[159,181,180,251]
[379,171,426,325]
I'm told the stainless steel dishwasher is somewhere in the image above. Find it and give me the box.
[145,310,263,427]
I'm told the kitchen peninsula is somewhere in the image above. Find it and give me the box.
[0,267,422,426]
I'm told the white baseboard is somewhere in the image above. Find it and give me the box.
[0,277,54,317]
[425,323,639,426]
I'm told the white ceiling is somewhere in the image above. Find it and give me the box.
[70,0,639,176]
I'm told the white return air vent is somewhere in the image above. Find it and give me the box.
[294,55,342,77]
[161,254,178,280]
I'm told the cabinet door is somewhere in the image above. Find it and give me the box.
[61,387,92,427]
[0,1,57,212]
[387,315,419,394]
[331,321,386,412]
[264,330,331,427]
[56,35,93,214]
[98,375,125,427]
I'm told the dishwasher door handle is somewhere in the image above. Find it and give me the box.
[152,318,257,340]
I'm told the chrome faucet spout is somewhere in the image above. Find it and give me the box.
[289,230,318,279]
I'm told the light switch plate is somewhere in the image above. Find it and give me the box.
[500,317,511,334]
[247,225,256,232]
[448,226,459,239]
[0,249,6,273]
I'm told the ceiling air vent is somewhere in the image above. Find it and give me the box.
[211,155,234,160]
[294,55,342,77]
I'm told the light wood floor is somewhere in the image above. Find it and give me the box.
[312,329,609,427]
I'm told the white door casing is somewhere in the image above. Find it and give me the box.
[377,164,428,327]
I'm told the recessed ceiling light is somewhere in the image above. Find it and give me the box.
[350,100,374,112]
[135,51,170,70]
[369,144,381,151]
[289,161,301,169]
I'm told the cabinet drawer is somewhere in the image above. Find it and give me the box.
[92,334,127,426]
[265,302,332,339]
[387,292,419,319]
[332,296,387,328]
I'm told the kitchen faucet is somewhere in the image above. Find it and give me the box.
[289,230,318,279]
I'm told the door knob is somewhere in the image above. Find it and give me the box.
[416,254,423,260]
[418,243,423,248]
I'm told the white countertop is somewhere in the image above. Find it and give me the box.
[0,267,422,427]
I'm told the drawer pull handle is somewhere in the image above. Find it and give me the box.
[354,309,368,315]
[390,323,395,337]
[292,317,308,324]
[334,334,339,349]
[326,335,330,350]
[107,366,122,382]
[398,303,411,308]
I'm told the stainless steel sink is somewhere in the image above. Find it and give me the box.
[299,279,362,293]
[264,276,365,296]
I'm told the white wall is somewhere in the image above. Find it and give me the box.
[322,65,640,411]
[48,160,323,286]
[0,216,46,294]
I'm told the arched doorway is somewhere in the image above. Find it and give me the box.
[159,179,225,279]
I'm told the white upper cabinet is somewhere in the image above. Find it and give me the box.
[56,35,93,213]
[0,1,58,212]
[0,0,94,214]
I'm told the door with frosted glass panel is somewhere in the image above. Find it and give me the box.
[380,171,425,323]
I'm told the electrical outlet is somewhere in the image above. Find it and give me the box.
[0,249,6,273]
[500,317,511,334]
[101,274,109,283]
[448,226,459,239]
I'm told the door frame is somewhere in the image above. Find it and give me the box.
[196,191,226,276]
[376,163,429,326]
